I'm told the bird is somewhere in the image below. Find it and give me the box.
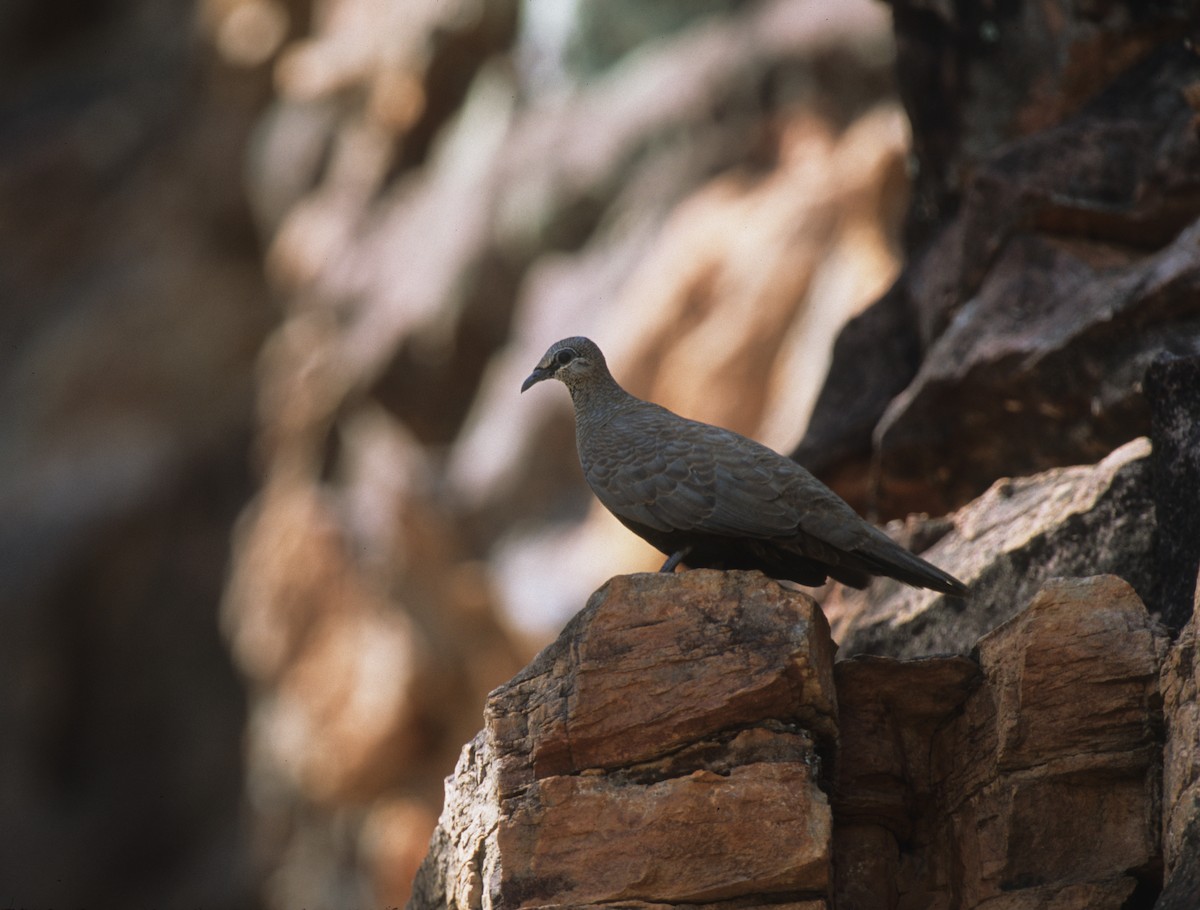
[521,336,967,597]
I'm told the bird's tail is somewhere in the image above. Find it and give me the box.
[851,533,968,597]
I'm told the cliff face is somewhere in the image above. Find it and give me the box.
[6,0,1199,907]
[410,435,1200,909]
[219,0,1197,901]
[411,567,1187,910]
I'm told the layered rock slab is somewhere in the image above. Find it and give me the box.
[1159,569,1200,909]
[416,570,1177,910]
[409,570,837,909]
[835,575,1167,910]
[826,436,1155,658]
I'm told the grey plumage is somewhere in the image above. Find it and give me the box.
[521,336,967,597]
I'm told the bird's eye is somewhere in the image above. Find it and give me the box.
[554,349,575,367]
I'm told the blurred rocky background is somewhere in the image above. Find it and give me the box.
[2,0,1199,908]
[1,0,273,904]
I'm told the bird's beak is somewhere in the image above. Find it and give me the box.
[521,366,552,393]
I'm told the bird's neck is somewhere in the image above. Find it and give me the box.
[568,373,635,437]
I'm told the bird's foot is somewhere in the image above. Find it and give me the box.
[659,548,691,573]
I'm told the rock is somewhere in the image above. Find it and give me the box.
[410,570,837,908]
[890,1,1195,249]
[491,571,837,777]
[826,436,1156,658]
[874,213,1200,519]
[224,421,525,802]
[228,1,904,903]
[607,105,908,452]
[939,576,1165,909]
[1159,568,1200,907]
[361,799,444,910]
[1157,817,1200,910]
[449,17,905,536]
[499,754,829,906]
[833,654,981,910]
[789,280,922,514]
[567,0,746,76]
[16,0,1199,905]
[835,575,1166,909]
[222,418,526,907]
[1145,354,1200,634]
[409,731,502,910]
[796,37,1200,521]
[415,572,1170,910]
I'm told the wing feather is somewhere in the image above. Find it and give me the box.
[583,407,817,539]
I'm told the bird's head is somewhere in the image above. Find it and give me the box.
[521,337,607,393]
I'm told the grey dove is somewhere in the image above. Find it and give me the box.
[521,336,967,596]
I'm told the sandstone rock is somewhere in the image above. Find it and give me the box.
[567,0,746,76]
[826,437,1156,658]
[224,421,525,803]
[1159,569,1200,907]
[938,576,1165,909]
[415,572,1171,910]
[614,106,909,452]
[835,575,1166,909]
[448,2,902,534]
[222,417,525,907]
[261,0,898,458]
[362,799,446,910]
[411,570,837,909]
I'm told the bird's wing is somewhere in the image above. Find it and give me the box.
[582,407,818,537]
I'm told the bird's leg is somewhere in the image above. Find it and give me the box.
[659,547,692,573]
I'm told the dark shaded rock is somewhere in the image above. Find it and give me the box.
[1145,354,1200,634]
[873,42,1200,517]
[1159,570,1200,906]
[790,280,922,514]
[0,0,273,906]
[833,654,980,910]
[954,41,1200,264]
[875,218,1200,518]
[1157,816,1200,910]
[890,0,1194,250]
[797,35,1200,522]
[826,437,1156,658]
